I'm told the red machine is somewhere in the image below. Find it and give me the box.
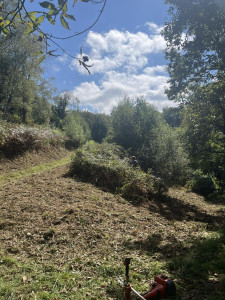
[123,258,176,300]
[142,274,176,299]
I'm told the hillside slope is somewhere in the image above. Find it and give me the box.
[0,151,224,300]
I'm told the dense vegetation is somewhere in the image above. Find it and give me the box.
[1,0,225,199]
[0,1,225,300]
[69,141,167,202]
[163,0,225,195]
[0,19,223,196]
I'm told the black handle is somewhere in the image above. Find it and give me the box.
[124,258,131,284]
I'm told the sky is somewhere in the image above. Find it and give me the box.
[38,0,174,114]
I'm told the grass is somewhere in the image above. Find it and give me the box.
[0,149,225,299]
[168,228,225,300]
[0,254,170,300]
[0,156,71,185]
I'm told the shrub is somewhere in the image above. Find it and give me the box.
[0,124,6,148]
[69,142,167,201]
[0,123,65,158]
[63,112,90,149]
[138,126,191,185]
[187,171,216,197]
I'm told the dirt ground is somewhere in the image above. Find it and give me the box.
[0,149,225,299]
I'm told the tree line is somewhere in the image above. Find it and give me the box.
[1,0,225,195]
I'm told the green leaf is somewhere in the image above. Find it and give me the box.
[46,14,55,25]
[60,15,69,29]
[27,13,37,21]
[62,1,68,14]
[37,54,46,65]
[32,50,44,56]
[58,0,65,6]
[73,0,77,6]
[39,1,56,9]
[47,9,56,16]
[64,14,75,21]
[36,15,45,24]
[25,23,35,34]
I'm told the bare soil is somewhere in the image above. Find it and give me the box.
[0,149,224,299]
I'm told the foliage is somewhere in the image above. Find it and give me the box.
[32,79,56,125]
[186,170,216,197]
[0,122,64,157]
[69,141,167,201]
[0,25,47,124]
[111,97,162,150]
[62,111,90,148]
[0,122,6,148]
[163,0,225,101]
[162,106,183,128]
[32,95,52,125]
[82,111,111,143]
[163,0,225,187]
[0,0,106,61]
[139,125,191,184]
[111,97,190,185]
[182,83,225,185]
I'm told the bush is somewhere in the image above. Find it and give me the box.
[187,172,216,197]
[0,124,6,147]
[63,112,90,149]
[0,122,65,158]
[138,126,191,185]
[69,142,167,201]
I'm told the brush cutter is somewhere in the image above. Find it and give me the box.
[119,258,176,300]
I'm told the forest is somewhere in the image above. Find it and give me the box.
[0,0,225,299]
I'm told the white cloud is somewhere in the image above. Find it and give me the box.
[70,28,166,74]
[145,22,164,35]
[71,66,171,114]
[57,53,68,64]
[68,25,175,113]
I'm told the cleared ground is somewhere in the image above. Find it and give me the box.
[0,149,224,299]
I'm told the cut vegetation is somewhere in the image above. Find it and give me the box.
[0,150,224,300]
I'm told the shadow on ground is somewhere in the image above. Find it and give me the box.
[148,194,224,226]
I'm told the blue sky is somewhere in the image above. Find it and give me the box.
[37,0,174,113]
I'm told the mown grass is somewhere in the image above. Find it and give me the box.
[0,156,71,185]
[0,254,170,300]
[168,228,225,300]
[0,209,224,299]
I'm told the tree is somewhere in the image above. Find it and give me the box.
[0,25,43,123]
[111,97,162,150]
[31,79,54,125]
[163,0,225,184]
[0,0,106,62]
[162,106,183,128]
[182,84,225,182]
[111,97,190,183]
[140,125,190,184]
[82,111,111,143]
[163,0,225,101]
[62,111,90,148]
